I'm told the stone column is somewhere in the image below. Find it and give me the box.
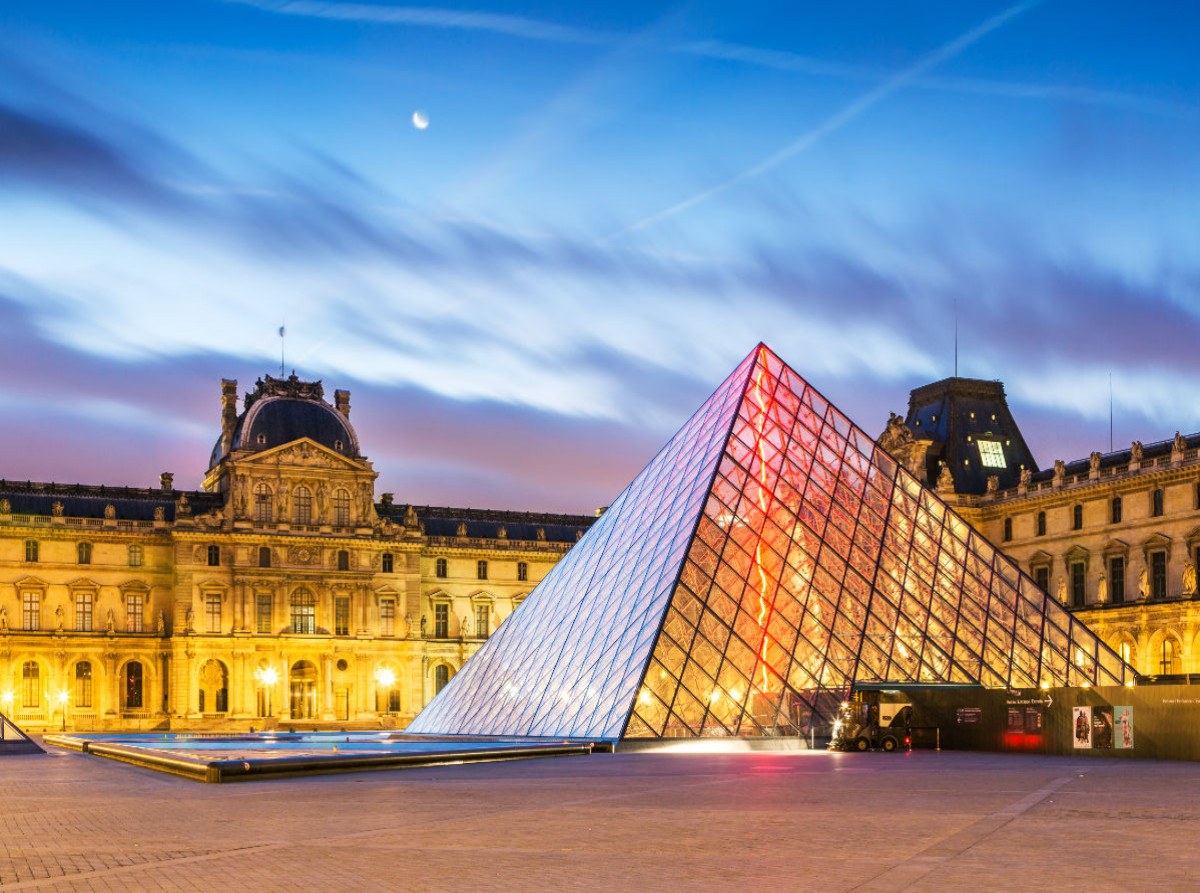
[322,653,334,720]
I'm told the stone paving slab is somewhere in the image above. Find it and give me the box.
[2,744,1198,891]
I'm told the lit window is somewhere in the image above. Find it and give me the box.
[291,589,316,634]
[434,602,449,638]
[335,596,350,636]
[128,544,143,567]
[976,439,1006,468]
[380,598,395,637]
[294,486,312,525]
[127,593,144,632]
[333,489,350,526]
[206,593,222,633]
[256,594,273,634]
[22,591,39,631]
[255,484,273,522]
[21,661,40,708]
[475,603,490,638]
[75,591,93,632]
[477,560,488,580]
[124,662,143,709]
[75,661,93,709]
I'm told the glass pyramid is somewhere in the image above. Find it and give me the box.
[408,344,1132,742]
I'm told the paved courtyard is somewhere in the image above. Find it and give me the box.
[1,741,1198,891]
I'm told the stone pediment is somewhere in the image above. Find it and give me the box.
[237,438,366,472]
[1101,538,1130,556]
[14,575,48,589]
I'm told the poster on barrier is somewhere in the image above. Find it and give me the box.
[1114,706,1134,749]
[1073,706,1092,749]
[1092,707,1113,749]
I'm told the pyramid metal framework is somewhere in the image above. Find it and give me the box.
[409,344,1131,742]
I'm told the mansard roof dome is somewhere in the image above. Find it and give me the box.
[209,374,359,468]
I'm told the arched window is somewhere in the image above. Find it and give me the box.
[255,484,273,522]
[75,661,93,709]
[337,549,350,571]
[434,664,450,694]
[1118,641,1133,666]
[517,561,528,582]
[258,546,271,568]
[1002,518,1012,542]
[1036,511,1046,536]
[294,486,312,525]
[21,661,40,708]
[77,542,92,564]
[435,557,447,579]
[1160,638,1181,675]
[124,662,143,710]
[1111,497,1123,524]
[381,552,394,574]
[1152,488,1165,517]
[128,544,143,567]
[1072,504,1083,530]
[291,589,316,634]
[477,559,488,580]
[333,489,351,526]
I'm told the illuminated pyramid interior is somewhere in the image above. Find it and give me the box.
[408,344,1132,742]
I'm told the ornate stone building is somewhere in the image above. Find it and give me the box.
[881,376,1200,682]
[0,374,594,732]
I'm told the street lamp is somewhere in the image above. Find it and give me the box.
[254,665,279,717]
[55,688,70,732]
[0,690,14,715]
[374,666,396,716]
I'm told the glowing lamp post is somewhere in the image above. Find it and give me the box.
[374,667,396,716]
[254,665,279,717]
[1,690,14,715]
[55,688,70,732]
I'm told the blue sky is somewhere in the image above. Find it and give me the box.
[1,1,1198,511]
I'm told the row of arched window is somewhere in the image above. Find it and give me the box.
[14,660,143,710]
[23,541,144,566]
[252,483,352,525]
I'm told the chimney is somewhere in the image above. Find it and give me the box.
[160,472,174,492]
[334,389,351,419]
[221,379,238,452]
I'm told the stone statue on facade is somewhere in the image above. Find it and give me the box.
[0,498,9,513]
[1175,431,1187,453]
[420,615,427,637]
[1184,562,1197,597]
[176,492,191,517]
[105,609,115,635]
[0,606,7,632]
[1138,567,1149,600]
[154,506,165,522]
[157,611,166,635]
[936,464,955,494]
[1089,451,1102,473]
[185,605,195,634]
[104,503,116,520]
[55,605,64,632]
[404,504,418,528]
[1097,573,1107,604]
[1056,576,1067,605]
[878,412,915,454]
[986,475,999,495]
[456,522,468,537]
[1019,468,1032,487]
[1131,441,1144,463]
[52,501,64,517]
[461,615,471,638]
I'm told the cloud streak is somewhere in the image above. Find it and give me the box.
[604,0,1045,241]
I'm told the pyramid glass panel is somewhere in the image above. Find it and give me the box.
[408,344,1135,742]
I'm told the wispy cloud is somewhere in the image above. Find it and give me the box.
[603,0,1045,241]
[219,0,609,44]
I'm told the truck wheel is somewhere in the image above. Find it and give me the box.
[854,737,870,752]
[881,736,897,752]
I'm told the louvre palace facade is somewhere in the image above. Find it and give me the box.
[0,374,593,732]
[881,376,1200,682]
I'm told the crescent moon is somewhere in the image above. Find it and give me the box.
[412,110,429,130]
